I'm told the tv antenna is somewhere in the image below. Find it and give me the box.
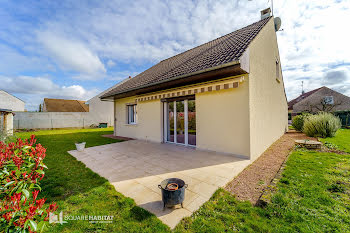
[301,81,305,95]
[268,0,274,16]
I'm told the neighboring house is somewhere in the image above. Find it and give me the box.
[101,13,288,161]
[42,98,89,112]
[87,95,113,126]
[87,79,129,126]
[0,90,25,111]
[288,86,350,113]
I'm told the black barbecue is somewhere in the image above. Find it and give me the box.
[158,178,188,210]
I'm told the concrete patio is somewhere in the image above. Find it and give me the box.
[68,140,250,229]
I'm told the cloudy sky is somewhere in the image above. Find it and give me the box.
[0,0,349,111]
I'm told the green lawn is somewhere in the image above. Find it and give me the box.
[175,131,350,232]
[16,128,169,233]
[175,150,350,232]
[15,128,350,232]
[320,129,350,153]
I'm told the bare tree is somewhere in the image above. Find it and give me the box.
[299,98,343,113]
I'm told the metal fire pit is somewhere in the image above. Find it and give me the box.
[158,178,188,210]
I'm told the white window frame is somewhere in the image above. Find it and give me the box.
[127,104,137,124]
[163,99,193,147]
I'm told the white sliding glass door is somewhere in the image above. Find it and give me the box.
[164,97,196,146]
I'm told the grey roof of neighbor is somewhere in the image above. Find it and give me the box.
[101,17,271,99]
[288,87,322,110]
[289,86,350,112]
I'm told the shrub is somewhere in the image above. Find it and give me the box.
[303,112,341,138]
[0,135,58,232]
[292,113,311,131]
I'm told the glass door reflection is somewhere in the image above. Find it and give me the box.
[164,98,196,146]
[167,102,174,142]
[188,99,196,146]
[176,100,185,144]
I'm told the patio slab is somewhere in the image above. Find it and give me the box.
[68,140,250,229]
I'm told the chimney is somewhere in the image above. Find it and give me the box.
[260,8,271,20]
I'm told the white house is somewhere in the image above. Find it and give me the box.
[0,90,25,111]
[87,94,114,126]
[88,79,129,127]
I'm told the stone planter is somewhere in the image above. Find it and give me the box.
[75,142,86,151]
[295,140,322,149]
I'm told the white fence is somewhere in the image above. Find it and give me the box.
[13,112,113,130]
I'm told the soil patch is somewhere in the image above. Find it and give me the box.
[225,131,316,204]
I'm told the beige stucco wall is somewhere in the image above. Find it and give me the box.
[113,78,250,157]
[114,97,163,142]
[247,18,288,161]
[196,80,250,158]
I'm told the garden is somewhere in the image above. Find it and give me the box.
[1,123,349,232]
[175,128,350,232]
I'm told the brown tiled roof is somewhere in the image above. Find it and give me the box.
[43,98,89,112]
[101,17,271,99]
[288,87,323,110]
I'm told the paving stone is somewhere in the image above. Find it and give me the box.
[68,140,250,229]
[184,195,208,213]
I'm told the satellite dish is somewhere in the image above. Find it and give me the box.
[274,17,282,31]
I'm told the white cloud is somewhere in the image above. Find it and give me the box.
[0,75,99,110]
[107,60,116,67]
[274,0,350,100]
[32,0,350,99]
[38,32,106,78]
[1,0,350,103]
[36,0,267,63]
[0,44,54,74]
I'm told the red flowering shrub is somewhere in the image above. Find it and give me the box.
[0,135,58,232]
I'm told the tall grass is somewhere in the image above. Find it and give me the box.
[292,113,311,131]
[303,112,341,138]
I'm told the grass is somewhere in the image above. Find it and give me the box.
[175,131,350,232]
[14,128,350,232]
[320,129,350,153]
[16,128,169,233]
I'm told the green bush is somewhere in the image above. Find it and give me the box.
[303,112,341,138]
[0,135,58,232]
[292,113,311,131]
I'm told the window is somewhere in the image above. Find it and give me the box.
[127,104,137,124]
[323,96,334,105]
